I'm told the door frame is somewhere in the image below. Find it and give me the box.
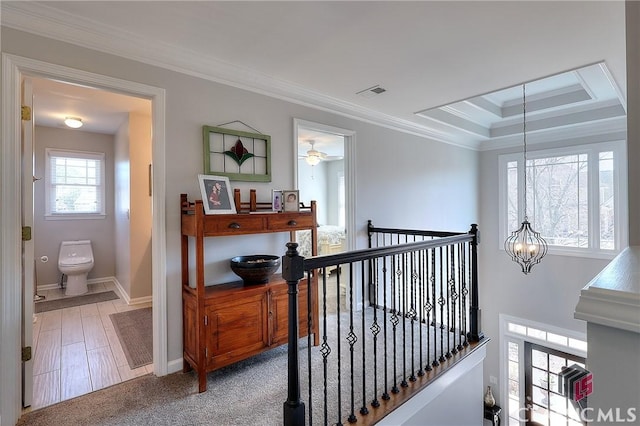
[293,118,356,253]
[293,119,361,308]
[1,53,168,424]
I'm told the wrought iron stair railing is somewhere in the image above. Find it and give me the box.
[283,222,484,426]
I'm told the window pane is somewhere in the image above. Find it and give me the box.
[509,323,527,335]
[509,378,519,397]
[547,332,568,346]
[509,360,519,380]
[533,367,548,389]
[549,354,567,375]
[508,341,519,361]
[529,154,588,247]
[550,392,567,415]
[600,152,615,250]
[532,405,549,425]
[532,349,548,369]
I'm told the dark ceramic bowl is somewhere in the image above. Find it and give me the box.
[230,255,280,284]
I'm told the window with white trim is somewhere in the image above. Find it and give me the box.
[45,148,106,218]
[499,141,626,258]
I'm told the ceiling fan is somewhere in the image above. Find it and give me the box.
[300,140,341,166]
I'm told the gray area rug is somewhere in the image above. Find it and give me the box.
[110,307,153,369]
[34,290,119,313]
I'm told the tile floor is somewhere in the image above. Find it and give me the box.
[27,282,153,412]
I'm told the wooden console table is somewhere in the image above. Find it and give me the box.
[180,192,319,392]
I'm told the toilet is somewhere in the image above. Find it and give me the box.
[58,240,94,296]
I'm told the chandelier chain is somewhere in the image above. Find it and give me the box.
[522,84,528,220]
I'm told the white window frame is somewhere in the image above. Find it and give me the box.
[500,314,588,426]
[45,148,106,220]
[498,140,627,259]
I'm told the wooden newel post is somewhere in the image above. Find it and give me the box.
[282,242,305,426]
[468,224,485,342]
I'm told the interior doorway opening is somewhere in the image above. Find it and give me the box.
[294,119,356,312]
[26,76,154,410]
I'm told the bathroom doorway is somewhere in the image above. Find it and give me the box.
[18,66,158,410]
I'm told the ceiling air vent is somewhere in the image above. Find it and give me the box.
[356,85,387,98]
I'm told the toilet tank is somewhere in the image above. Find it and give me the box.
[59,240,93,262]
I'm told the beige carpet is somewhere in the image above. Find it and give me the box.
[34,291,119,313]
[110,307,153,369]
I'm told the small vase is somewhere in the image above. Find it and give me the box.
[484,386,496,407]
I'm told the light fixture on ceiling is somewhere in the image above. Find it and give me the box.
[304,140,325,166]
[305,153,322,166]
[64,117,83,128]
[504,84,548,275]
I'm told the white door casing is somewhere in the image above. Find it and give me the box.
[1,53,168,426]
[21,76,35,408]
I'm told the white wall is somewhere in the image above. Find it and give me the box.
[114,117,131,294]
[378,345,486,426]
[326,160,344,226]
[128,112,152,299]
[33,126,116,286]
[297,158,329,225]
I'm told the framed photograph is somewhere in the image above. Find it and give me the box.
[198,174,236,215]
[203,125,271,182]
[283,190,300,212]
[272,190,283,212]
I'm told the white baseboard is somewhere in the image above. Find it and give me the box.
[167,358,184,374]
[37,276,117,292]
[37,276,151,306]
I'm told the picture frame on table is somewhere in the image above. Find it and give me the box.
[198,174,236,214]
[283,190,300,212]
[272,189,283,212]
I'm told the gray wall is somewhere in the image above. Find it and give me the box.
[34,126,116,286]
[2,27,479,365]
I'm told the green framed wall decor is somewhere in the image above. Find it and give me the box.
[203,125,272,182]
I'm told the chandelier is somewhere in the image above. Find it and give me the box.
[504,84,548,274]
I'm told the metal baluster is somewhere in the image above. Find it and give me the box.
[409,251,417,383]
[448,245,456,357]
[359,261,369,416]
[308,269,314,426]
[391,254,400,394]
[457,244,464,352]
[462,242,469,347]
[370,256,381,408]
[431,248,439,368]
[320,270,330,426]
[417,248,425,378]
[425,248,433,372]
[438,246,446,364]
[347,263,357,424]
[400,252,408,389]
[382,255,390,401]
[336,268,343,426]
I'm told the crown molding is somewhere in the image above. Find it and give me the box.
[1,3,469,149]
[479,116,627,151]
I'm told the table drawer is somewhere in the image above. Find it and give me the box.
[268,214,314,231]
[206,216,267,235]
